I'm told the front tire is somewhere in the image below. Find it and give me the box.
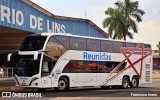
[55,77,69,92]
[130,76,139,88]
[121,76,129,89]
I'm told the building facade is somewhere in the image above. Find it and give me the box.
[152,50,160,70]
[0,0,108,37]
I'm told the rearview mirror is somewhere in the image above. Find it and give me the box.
[34,52,38,60]
[7,53,12,61]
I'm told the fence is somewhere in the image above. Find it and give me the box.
[0,67,15,78]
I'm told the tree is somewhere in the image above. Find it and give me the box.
[103,8,126,40]
[155,44,160,56]
[103,0,145,41]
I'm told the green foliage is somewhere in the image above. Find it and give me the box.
[155,44,160,56]
[103,0,145,41]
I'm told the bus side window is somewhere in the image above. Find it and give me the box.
[42,61,52,77]
[126,43,137,47]
[87,39,100,51]
[97,61,107,73]
[55,36,69,49]
[126,43,137,54]
[41,55,53,77]
[113,42,124,53]
[101,41,113,52]
[144,44,151,48]
[117,62,127,72]
[62,61,77,73]
[70,38,86,50]
[42,62,49,73]
[104,61,126,73]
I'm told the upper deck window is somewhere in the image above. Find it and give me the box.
[70,37,86,50]
[101,40,113,52]
[45,36,67,61]
[87,39,100,51]
[20,35,47,51]
[55,36,69,49]
[113,42,124,53]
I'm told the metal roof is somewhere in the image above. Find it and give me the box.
[22,0,109,37]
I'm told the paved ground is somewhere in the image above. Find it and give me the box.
[0,78,15,86]
[0,78,160,100]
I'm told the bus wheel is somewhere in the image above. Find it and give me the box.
[55,77,69,92]
[130,76,139,88]
[121,76,129,89]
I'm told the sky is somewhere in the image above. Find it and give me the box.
[30,0,160,50]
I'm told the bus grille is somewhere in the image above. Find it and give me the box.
[145,71,150,82]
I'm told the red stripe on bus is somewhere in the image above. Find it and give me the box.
[101,43,152,85]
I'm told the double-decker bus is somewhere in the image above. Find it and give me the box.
[9,33,152,91]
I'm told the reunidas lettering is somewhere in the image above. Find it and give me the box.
[83,52,111,61]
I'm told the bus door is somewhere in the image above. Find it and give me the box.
[41,55,54,88]
[76,61,97,86]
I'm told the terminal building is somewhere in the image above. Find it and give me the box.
[0,0,108,68]
[152,50,160,70]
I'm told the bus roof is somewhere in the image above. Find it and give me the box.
[40,33,150,46]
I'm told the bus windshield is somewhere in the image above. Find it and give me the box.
[20,35,47,51]
[15,54,41,77]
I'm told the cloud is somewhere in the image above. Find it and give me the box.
[86,0,117,32]
[130,20,160,50]
[87,6,106,28]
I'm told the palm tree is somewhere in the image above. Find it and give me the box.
[103,0,145,41]
[155,44,160,56]
[103,8,126,40]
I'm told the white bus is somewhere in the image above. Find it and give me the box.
[10,33,152,91]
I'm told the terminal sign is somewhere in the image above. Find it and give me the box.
[0,5,66,33]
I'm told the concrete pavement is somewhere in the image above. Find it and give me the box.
[0,77,15,91]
